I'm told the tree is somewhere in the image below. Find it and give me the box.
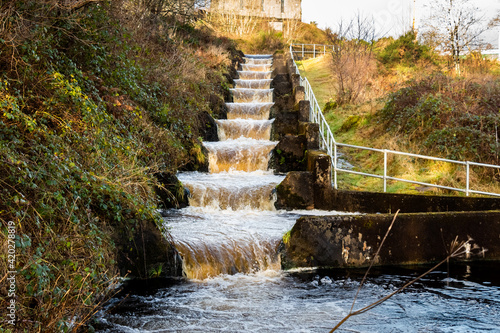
[326,14,377,106]
[422,0,488,75]
[135,0,208,22]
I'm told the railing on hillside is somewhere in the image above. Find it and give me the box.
[289,44,500,197]
[290,43,334,59]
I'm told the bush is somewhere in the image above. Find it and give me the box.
[0,0,235,330]
[244,30,285,53]
[378,73,500,163]
[379,31,435,67]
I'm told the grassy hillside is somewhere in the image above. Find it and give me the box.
[0,1,239,331]
[295,56,335,110]
[298,33,500,195]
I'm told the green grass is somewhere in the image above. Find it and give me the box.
[296,56,335,110]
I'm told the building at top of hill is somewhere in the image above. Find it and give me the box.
[209,0,302,21]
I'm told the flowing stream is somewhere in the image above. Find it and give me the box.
[95,55,500,332]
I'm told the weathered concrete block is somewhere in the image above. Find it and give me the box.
[287,58,296,75]
[296,100,310,122]
[275,171,314,210]
[294,86,305,104]
[272,56,288,75]
[291,74,301,91]
[306,150,334,209]
[114,218,183,278]
[198,111,219,142]
[307,150,331,186]
[272,74,292,98]
[272,111,299,139]
[281,212,500,269]
[270,134,307,173]
[299,121,319,150]
[329,190,500,214]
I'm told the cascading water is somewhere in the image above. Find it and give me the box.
[95,56,500,332]
[174,54,288,280]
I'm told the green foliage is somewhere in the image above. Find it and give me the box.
[323,99,338,113]
[379,31,435,66]
[282,230,292,245]
[0,0,235,331]
[378,74,500,162]
[340,115,363,132]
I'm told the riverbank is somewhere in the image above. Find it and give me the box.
[0,2,239,330]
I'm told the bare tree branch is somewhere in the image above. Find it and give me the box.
[326,13,377,106]
[421,0,488,74]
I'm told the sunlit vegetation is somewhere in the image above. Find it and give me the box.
[300,30,500,195]
[0,0,239,331]
[203,10,330,54]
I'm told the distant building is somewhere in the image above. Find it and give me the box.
[209,0,302,21]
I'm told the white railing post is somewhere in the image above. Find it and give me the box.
[324,45,326,55]
[313,44,316,58]
[302,44,304,58]
[334,144,338,189]
[466,161,470,196]
[384,150,388,192]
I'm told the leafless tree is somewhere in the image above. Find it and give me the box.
[489,12,500,28]
[327,14,377,106]
[422,0,488,75]
[132,0,208,23]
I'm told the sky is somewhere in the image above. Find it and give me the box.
[301,0,499,47]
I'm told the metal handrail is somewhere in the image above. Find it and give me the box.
[289,44,500,197]
[290,43,335,59]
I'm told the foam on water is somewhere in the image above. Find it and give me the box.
[237,71,272,80]
[216,119,274,140]
[226,102,273,120]
[230,88,274,103]
[203,138,278,173]
[234,79,272,89]
[96,263,500,332]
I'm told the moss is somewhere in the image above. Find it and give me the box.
[282,230,292,245]
[340,115,362,132]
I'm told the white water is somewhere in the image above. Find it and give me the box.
[172,54,292,279]
[216,119,274,140]
[177,171,283,211]
[230,88,274,103]
[234,79,272,89]
[97,264,500,332]
[226,102,273,120]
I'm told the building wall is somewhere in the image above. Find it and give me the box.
[210,0,301,21]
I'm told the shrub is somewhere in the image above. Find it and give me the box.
[378,73,500,163]
[0,0,235,330]
[379,31,435,66]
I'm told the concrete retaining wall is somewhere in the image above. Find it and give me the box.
[281,211,500,269]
